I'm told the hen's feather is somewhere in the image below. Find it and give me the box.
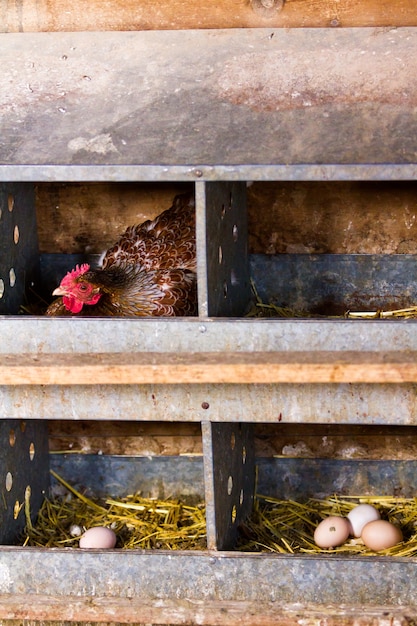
[46,193,197,317]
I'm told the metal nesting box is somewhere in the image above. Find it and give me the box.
[1,27,417,624]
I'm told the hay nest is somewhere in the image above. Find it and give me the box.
[237,494,417,556]
[23,470,206,550]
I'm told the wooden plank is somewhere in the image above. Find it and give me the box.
[47,420,417,460]
[255,424,417,460]
[35,181,417,258]
[3,351,417,384]
[0,594,413,625]
[247,181,417,256]
[35,182,192,255]
[1,29,417,175]
[2,0,417,32]
[48,420,202,455]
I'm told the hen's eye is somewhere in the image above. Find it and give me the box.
[78,283,88,292]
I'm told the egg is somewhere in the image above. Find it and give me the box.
[314,516,351,548]
[69,524,83,537]
[347,503,381,537]
[79,526,117,549]
[361,520,403,551]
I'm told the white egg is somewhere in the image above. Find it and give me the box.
[347,504,381,537]
[69,524,83,537]
[79,526,117,549]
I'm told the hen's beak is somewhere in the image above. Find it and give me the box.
[52,287,67,296]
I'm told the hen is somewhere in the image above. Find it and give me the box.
[46,193,197,317]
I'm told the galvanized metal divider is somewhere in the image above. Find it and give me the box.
[196,181,255,549]
[0,183,40,315]
[0,420,50,544]
[0,184,50,544]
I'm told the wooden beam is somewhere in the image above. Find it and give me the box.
[0,594,413,624]
[2,0,417,32]
[2,351,417,384]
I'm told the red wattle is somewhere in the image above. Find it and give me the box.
[63,296,84,313]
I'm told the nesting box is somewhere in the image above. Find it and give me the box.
[1,25,417,625]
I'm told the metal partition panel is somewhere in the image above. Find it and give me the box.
[0,420,49,544]
[0,185,47,544]
[196,181,251,317]
[202,421,255,550]
[0,183,39,315]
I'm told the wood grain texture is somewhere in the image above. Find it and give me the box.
[48,420,202,455]
[1,0,417,32]
[255,424,417,460]
[36,181,417,257]
[0,594,413,624]
[247,181,417,255]
[3,351,417,384]
[48,420,417,460]
[35,182,192,254]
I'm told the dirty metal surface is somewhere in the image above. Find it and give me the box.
[2,318,417,354]
[0,184,39,314]
[0,548,416,608]
[50,454,204,501]
[49,454,417,502]
[251,253,417,315]
[1,318,417,423]
[2,164,417,182]
[39,252,417,317]
[257,458,417,500]
[196,182,251,317]
[1,28,417,180]
[202,422,255,549]
[2,380,417,424]
[0,420,49,544]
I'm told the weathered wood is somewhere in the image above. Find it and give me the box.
[48,420,202,455]
[3,350,417,384]
[255,423,417,460]
[35,181,417,257]
[0,595,413,625]
[1,0,416,32]
[47,420,417,460]
[35,182,192,254]
[247,181,417,255]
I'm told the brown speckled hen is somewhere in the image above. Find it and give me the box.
[46,193,197,317]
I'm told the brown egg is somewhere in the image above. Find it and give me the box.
[314,516,351,548]
[361,520,403,551]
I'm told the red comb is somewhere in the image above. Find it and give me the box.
[61,263,90,287]
[72,263,90,276]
